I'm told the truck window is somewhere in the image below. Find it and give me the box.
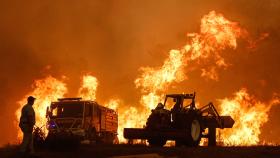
[51,103,83,118]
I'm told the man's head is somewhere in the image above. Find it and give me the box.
[27,96,36,105]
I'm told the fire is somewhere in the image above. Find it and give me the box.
[134,11,270,146]
[104,99,120,111]
[103,99,147,143]
[118,107,148,143]
[15,76,67,139]
[135,11,248,129]
[78,74,98,100]
[218,89,280,146]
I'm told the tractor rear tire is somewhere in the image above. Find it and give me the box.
[184,114,202,147]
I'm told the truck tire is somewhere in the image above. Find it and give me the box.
[86,127,97,144]
[148,138,166,147]
[99,132,117,144]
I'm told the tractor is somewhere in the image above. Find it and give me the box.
[124,93,234,147]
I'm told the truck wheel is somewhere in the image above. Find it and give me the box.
[86,127,97,142]
[148,138,166,147]
[99,132,116,144]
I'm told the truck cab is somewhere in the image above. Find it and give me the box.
[46,98,118,144]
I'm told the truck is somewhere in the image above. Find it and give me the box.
[45,98,118,145]
[123,93,234,147]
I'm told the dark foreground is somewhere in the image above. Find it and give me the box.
[1,144,280,158]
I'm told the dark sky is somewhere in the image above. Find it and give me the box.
[0,0,280,146]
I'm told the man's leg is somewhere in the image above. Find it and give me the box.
[19,131,28,153]
[28,132,34,154]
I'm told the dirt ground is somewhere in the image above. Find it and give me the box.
[1,144,280,158]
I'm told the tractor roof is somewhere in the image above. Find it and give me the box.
[165,93,195,99]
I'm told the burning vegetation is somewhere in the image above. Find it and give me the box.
[14,11,277,146]
[218,89,280,145]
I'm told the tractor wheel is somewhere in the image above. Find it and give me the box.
[184,115,202,147]
[148,138,166,147]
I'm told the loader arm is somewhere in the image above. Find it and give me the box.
[199,102,222,128]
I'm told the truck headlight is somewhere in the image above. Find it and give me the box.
[47,120,56,129]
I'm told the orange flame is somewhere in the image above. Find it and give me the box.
[118,107,147,143]
[218,89,280,146]
[135,11,248,129]
[103,99,147,143]
[104,99,120,111]
[15,76,67,139]
[78,74,98,100]
[133,11,271,146]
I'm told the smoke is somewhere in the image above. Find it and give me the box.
[0,0,280,146]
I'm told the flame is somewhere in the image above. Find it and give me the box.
[118,107,147,143]
[133,11,270,146]
[103,99,147,143]
[15,76,67,139]
[135,11,248,129]
[104,99,120,111]
[218,89,280,146]
[78,74,98,100]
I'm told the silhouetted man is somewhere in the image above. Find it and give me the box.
[171,97,182,127]
[171,97,181,114]
[19,96,36,156]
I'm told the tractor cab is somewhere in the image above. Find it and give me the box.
[163,93,196,111]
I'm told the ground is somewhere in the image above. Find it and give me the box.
[1,144,280,158]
